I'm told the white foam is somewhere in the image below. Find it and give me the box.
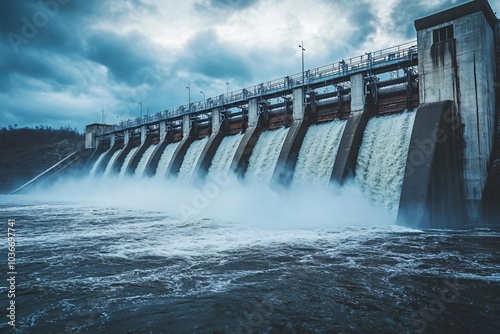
[178,137,209,180]
[245,127,289,184]
[89,150,109,177]
[155,142,180,178]
[119,147,139,177]
[355,110,416,212]
[292,119,346,187]
[135,145,157,178]
[207,133,244,178]
[103,149,122,178]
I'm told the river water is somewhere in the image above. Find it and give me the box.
[1,176,499,333]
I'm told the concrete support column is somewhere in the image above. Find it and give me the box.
[124,129,130,146]
[350,73,365,112]
[212,108,221,134]
[248,99,259,127]
[182,114,191,138]
[110,133,116,148]
[292,88,305,120]
[159,121,167,142]
[85,132,95,149]
[140,126,147,145]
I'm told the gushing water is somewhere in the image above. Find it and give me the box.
[178,137,209,180]
[89,150,108,177]
[119,147,139,177]
[245,127,289,184]
[207,133,244,178]
[292,119,346,187]
[355,110,416,211]
[155,142,180,178]
[135,145,157,178]
[103,149,122,178]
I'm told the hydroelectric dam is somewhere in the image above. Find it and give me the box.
[18,0,500,229]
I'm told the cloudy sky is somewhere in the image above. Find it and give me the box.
[1,0,498,131]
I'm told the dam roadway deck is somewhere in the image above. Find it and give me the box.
[101,41,418,135]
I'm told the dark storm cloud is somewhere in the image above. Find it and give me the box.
[391,0,470,39]
[84,30,160,86]
[0,0,99,92]
[194,0,260,12]
[176,29,252,81]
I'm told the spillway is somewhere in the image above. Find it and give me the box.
[245,127,289,184]
[178,137,209,180]
[355,110,416,211]
[89,150,108,177]
[155,142,180,179]
[292,120,347,187]
[119,147,139,178]
[135,145,157,178]
[103,149,122,178]
[207,133,244,178]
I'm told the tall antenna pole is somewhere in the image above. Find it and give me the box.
[101,99,105,124]
[299,41,306,105]
[186,82,191,112]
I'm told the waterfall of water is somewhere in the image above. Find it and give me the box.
[89,150,109,177]
[354,110,416,211]
[134,145,157,178]
[207,133,244,178]
[119,147,139,178]
[292,119,347,187]
[245,127,289,184]
[178,137,209,180]
[103,149,122,178]
[155,142,180,179]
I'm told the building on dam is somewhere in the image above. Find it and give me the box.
[16,0,500,228]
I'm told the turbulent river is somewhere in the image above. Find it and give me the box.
[1,176,499,334]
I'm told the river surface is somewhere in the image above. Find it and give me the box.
[0,177,499,333]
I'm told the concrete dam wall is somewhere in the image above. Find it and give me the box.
[18,0,498,228]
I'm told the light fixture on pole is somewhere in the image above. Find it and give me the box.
[186,82,191,112]
[200,91,205,107]
[299,41,305,86]
[226,82,230,100]
[299,41,306,105]
[139,100,143,118]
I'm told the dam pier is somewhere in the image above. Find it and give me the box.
[17,0,500,228]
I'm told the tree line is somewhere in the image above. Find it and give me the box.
[0,125,83,150]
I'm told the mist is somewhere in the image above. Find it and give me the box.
[25,173,396,230]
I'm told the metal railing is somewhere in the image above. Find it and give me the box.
[103,41,417,135]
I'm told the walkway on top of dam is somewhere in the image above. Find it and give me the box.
[104,41,418,135]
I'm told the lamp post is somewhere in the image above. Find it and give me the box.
[299,41,306,106]
[186,82,191,112]
[226,81,230,101]
[139,100,143,118]
[299,41,305,86]
[200,91,205,107]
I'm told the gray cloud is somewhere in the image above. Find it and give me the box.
[175,29,252,81]
[391,0,470,39]
[84,30,160,86]
[194,0,260,12]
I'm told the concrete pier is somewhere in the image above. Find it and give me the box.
[193,108,226,179]
[166,114,194,177]
[93,140,121,175]
[126,129,152,175]
[331,74,371,183]
[231,98,263,177]
[397,101,466,228]
[271,88,309,186]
